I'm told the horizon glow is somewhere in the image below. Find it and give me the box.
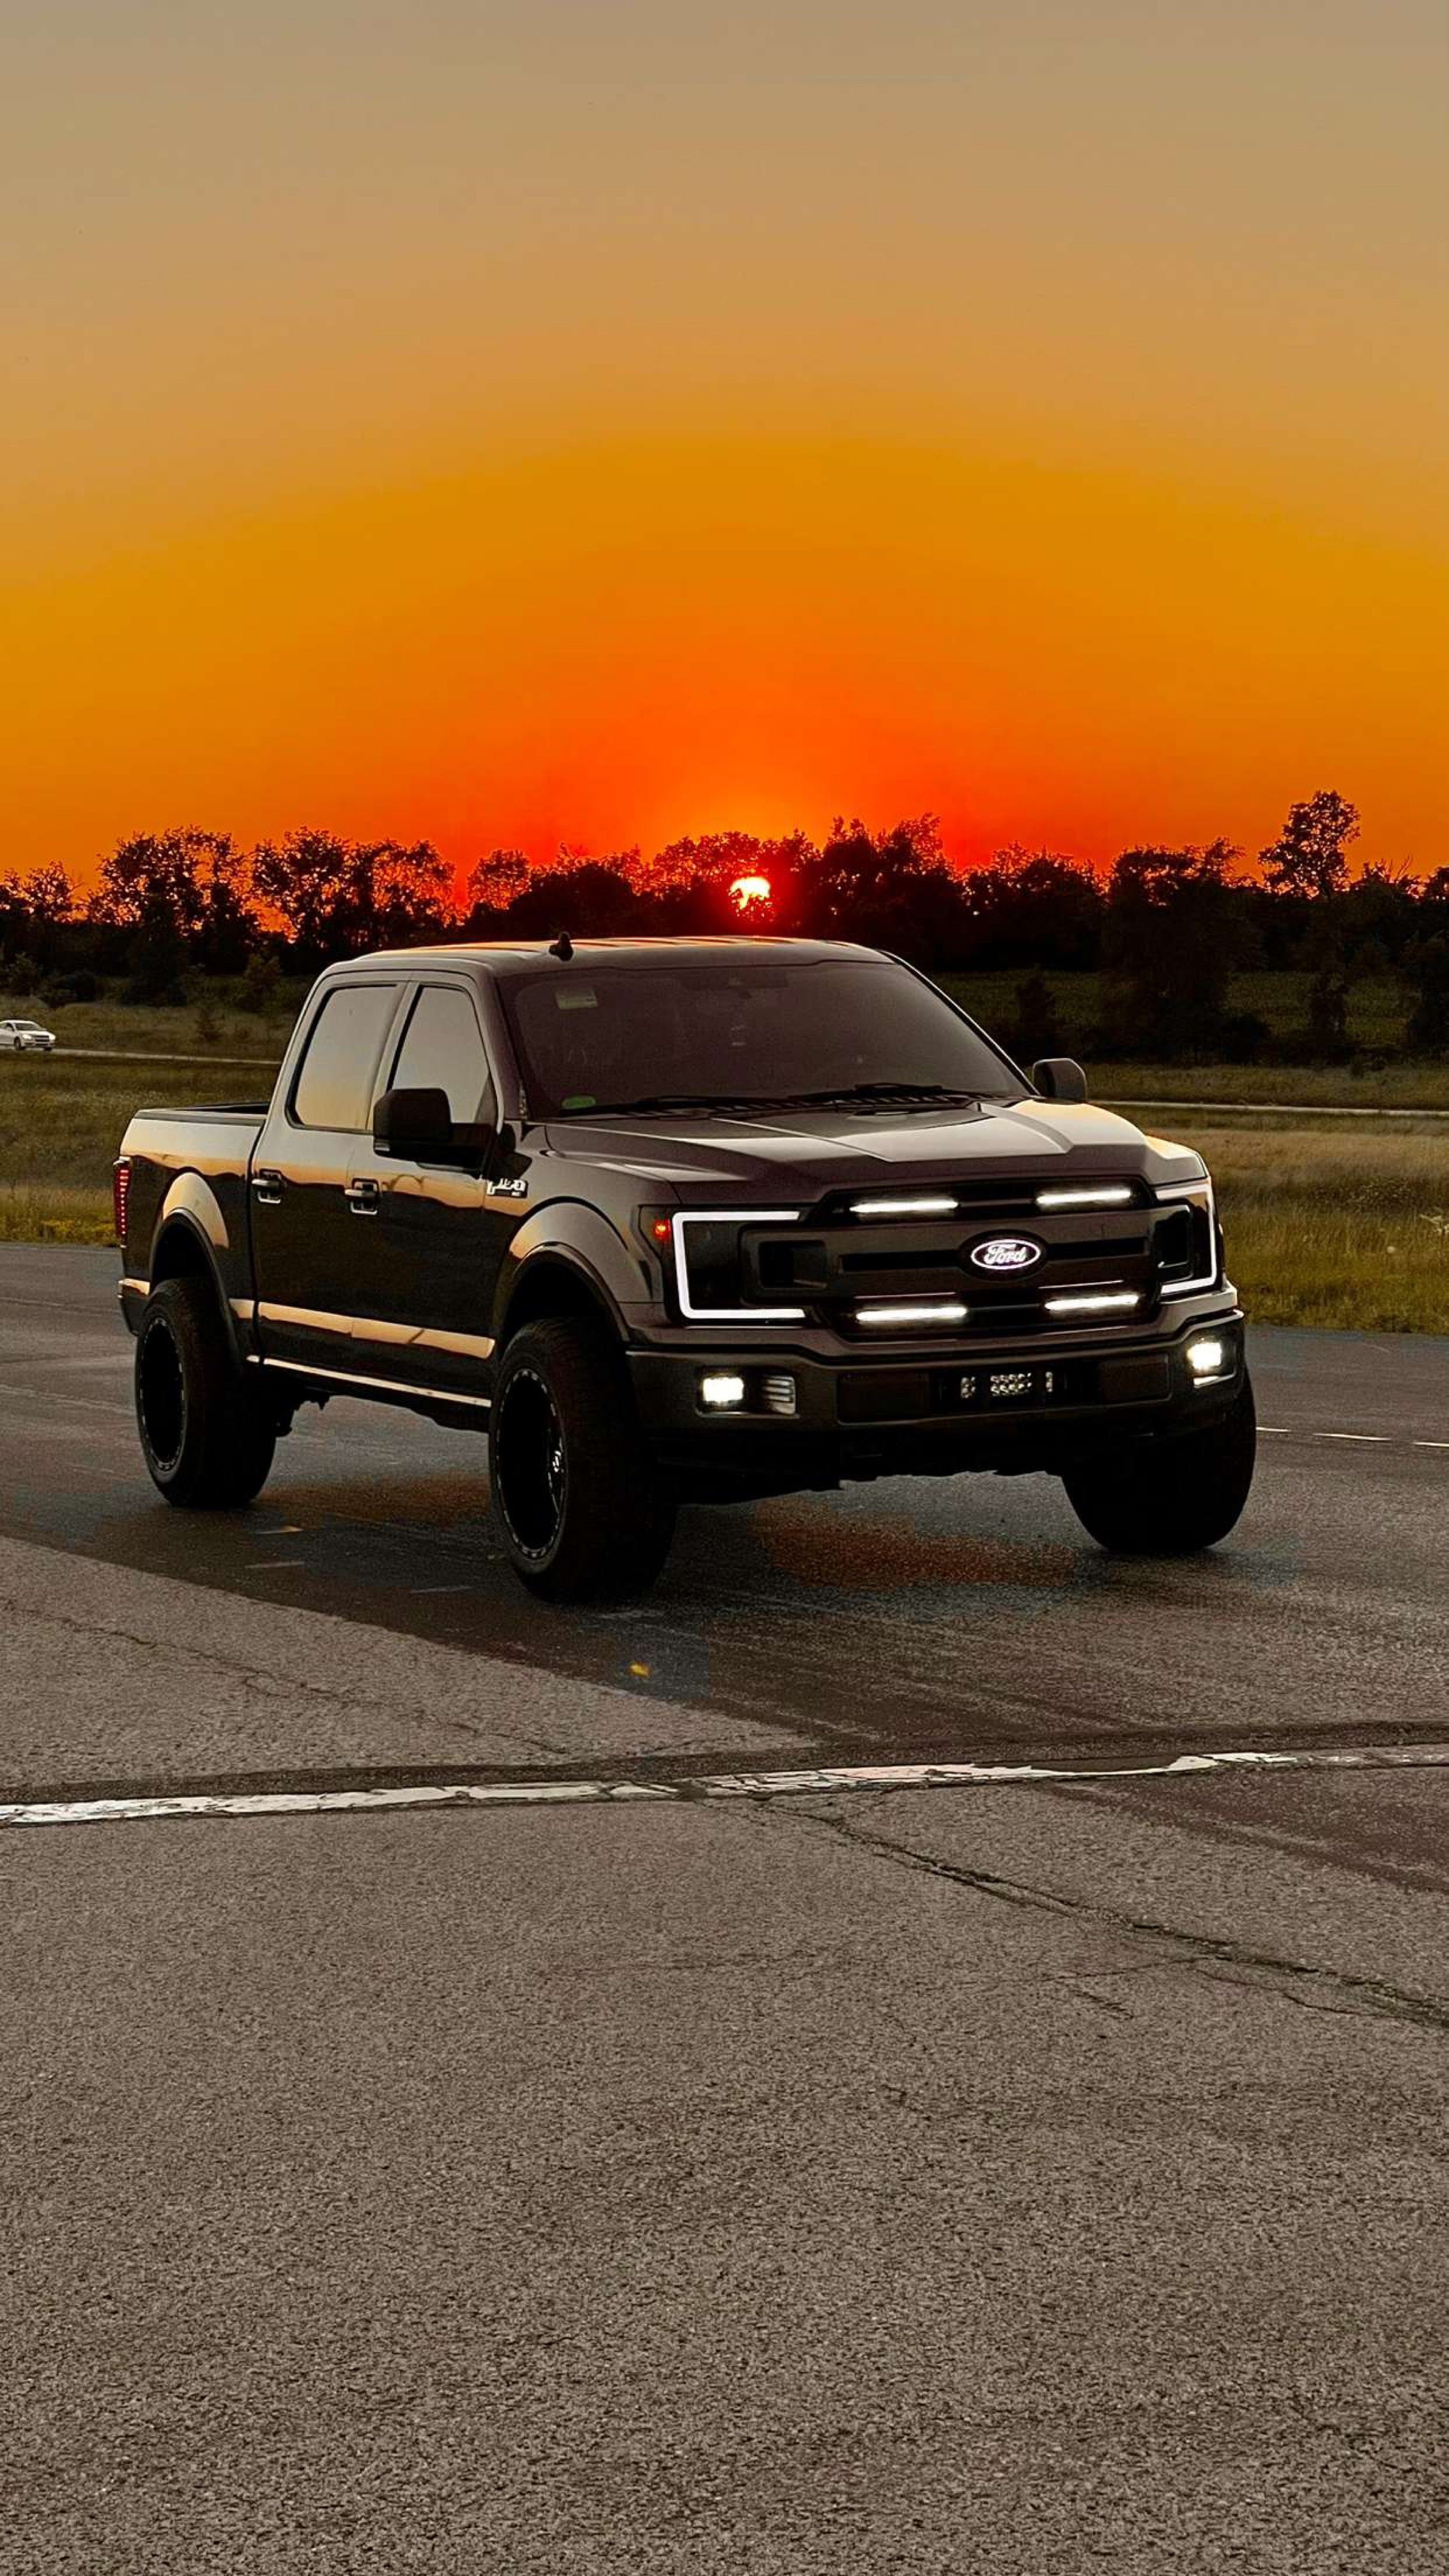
[1,1,1444,885]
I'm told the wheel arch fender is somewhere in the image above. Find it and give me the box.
[148,1181,244,1365]
[494,1203,645,1351]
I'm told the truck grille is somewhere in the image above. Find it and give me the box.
[703,1177,1216,1335]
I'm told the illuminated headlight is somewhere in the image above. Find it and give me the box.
[1186,1336,1228,1380]
[699,1372,747,1409]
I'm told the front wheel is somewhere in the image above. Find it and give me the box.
[489,1318,675,1602]
[1062,1373,1257,1554]
[135,1275,277,1508]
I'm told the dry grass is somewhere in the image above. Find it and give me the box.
[1174,1121,1449,1333]
[1093,1062,1449,1110]
[0,1184,114,1244]
[0,988,295,1062]
[0,1052,269,1193]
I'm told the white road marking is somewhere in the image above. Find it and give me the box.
[1318,1432,1390,1444]
[4,1742,1448,1835]
[247,1558,306,1570]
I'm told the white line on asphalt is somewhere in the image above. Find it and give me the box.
[4,1743,1449,1834]
[1319,1432,1390,1443]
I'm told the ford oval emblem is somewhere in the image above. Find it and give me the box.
[969,1235,1043,1274]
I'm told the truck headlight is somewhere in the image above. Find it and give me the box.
[699,1372,747,1409]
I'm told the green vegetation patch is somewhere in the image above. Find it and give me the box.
[1164,1118,1449,1335]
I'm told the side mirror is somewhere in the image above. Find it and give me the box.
[373,1085,455,1158]
[1031,1057,1088,1104]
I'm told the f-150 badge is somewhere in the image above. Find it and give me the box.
[486,1174,528,1199]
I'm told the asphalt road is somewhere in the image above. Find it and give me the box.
[3,1247,1446,1784]
[3,1246,1448,2572]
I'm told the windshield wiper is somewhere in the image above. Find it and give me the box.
[557,1082,992,1120]
[793,1082,986,1108]
[560,1091,780,1116]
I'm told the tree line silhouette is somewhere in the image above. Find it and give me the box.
[2,791,1447,1061]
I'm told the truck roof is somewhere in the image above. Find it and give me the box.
[331,936,882,979]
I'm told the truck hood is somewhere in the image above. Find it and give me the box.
[540,1096,1200,1194]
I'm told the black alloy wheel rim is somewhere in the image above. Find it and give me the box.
[139,1317,187,1472]
[495,1367,568,1558]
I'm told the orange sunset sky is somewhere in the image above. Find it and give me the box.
[3,0,1445,885]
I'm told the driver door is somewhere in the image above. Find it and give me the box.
[344,976,529,1402]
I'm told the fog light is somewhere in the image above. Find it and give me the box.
[990,1368,1034,1399]
[700,1372,746,1409]
[1187,1336,1227,1379]
[762,1372,797,1416]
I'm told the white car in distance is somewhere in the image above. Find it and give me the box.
[0,1018,57,1052]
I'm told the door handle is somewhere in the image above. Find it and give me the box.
[251,1168,284,1206]
[345,1178,380,1216]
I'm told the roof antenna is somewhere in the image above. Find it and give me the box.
[548,931,574,962]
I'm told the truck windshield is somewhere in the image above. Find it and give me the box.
[502,954,1021,1119]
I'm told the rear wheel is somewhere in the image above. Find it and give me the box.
[1062,1372,1257,1554]
[489,1317,675,1601]
[135,1275,277,1508]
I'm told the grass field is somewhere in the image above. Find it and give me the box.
[0,995,296,1061]
[1148,1116,1449,1334]
[3,1036,1445,1331]
[0,1052,275,1245]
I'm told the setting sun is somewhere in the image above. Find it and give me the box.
[730,875,773,912]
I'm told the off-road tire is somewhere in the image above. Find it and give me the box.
[135,1275,277,1508]
[1062,1372,1257,1554]
[489,1317,675,1601]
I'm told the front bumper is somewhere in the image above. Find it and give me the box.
[627,1306,1246,1493]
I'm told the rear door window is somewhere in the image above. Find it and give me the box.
[291,983,399,1131]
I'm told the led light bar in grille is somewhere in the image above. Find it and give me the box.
[1036,1184,1133,1210]
[855,1300,969,1328]
[848,1195,960,1219]
[1043,1289,1141,1315]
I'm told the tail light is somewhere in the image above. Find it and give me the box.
[112,1157,131,1245]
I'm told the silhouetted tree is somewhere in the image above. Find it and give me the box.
[250,829,353,967]
[1259,791,1360,901]
[464,848,532,926]
[968,849,1104,969]
[0,863,74,971]
[250,831,448,965]
[1101,841,1259,1058]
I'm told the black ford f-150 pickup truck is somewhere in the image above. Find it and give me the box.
[115,937,1254,1598]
